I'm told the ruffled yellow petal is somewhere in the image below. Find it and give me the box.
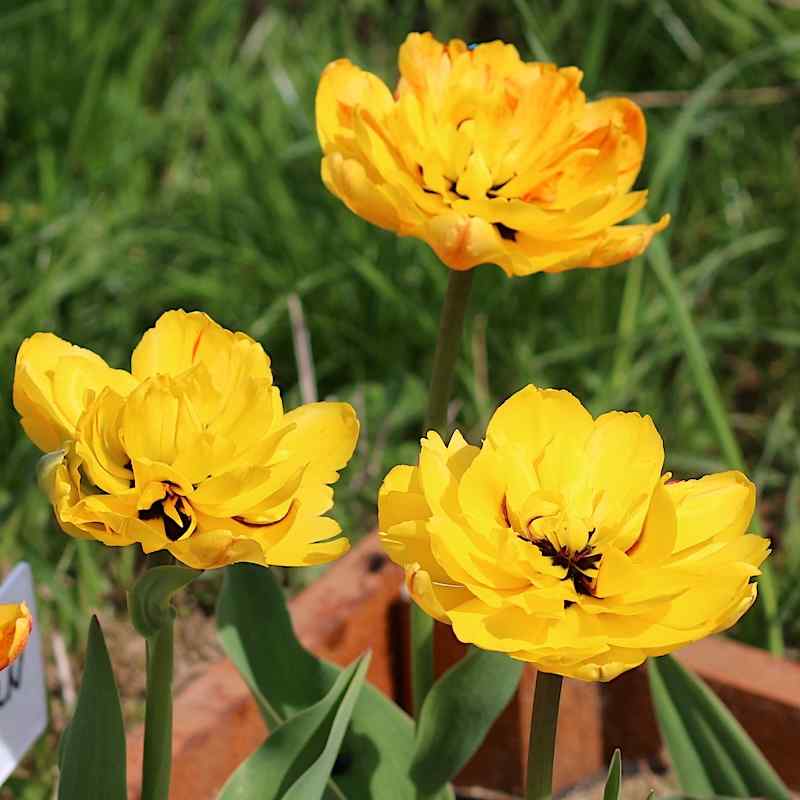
[582,410,664,550]
[256,507,350,567]
[131,309,272,390]
[14,333,136,452]
[322,153,417,234]
[422,212,505,271]
[280,402,359,485]
[578,214,671,271]
[487,385,593,493]
[316,59,395,149]
[666,470,756,552]
[538,647,646,682]
[405,564,472,623]
[168,528,267,570]
[626,480,677,566]
[378,464,428,531]
[579,97,646,192]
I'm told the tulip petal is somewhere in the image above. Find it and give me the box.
[131,309,272,388]
[486,385,594,494]
[582,410,664,550]
[280,402,359,485]
[666,471,756,552]
[0,603,32,671]
[406,564,472,623]
[580,97,646,192]
[14,333,136,452]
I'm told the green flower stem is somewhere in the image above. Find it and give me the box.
[525,671,563,800]
[410,607,435,719]
[131,554,198,800]
[424,269,476,433]
[411,268,475,718]
[140,615,175,800]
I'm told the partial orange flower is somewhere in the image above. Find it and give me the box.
[0,603,32,670]
[317,33,668,276]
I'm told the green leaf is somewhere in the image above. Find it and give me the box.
[219,653,370,800]
[603,749,622,800]
[217,564,453,800]
[58,616,126,800]
[128,564,200,638]
[282,654,368,800]
[410,648,523,793]
[648,655,791,800]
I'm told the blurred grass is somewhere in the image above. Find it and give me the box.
[2,0,800,791]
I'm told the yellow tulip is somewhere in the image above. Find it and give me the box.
[378,385,768,681]
[14,310,359,570]
[317,32,669,276]
[0,603,32,671]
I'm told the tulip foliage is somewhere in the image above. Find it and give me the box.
[7,26,792,800]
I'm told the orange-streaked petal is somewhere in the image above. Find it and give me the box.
[0,603,32,670]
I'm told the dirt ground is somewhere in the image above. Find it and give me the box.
[455,759,676,800]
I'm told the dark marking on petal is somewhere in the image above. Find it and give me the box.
[501,496,511,527]
[163,508,193,542]
[138,503,162,521]
[494,222,518,242]
[448,179,468,200]
[233,501,296,529]
[138,492,194,542]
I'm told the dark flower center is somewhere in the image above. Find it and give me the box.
[138,485,194,542]
[518,528,601,600]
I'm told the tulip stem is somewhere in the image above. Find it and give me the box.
[424,269,475,433]
[411,268,475,718]
[525,670,563,800]
[141,618,174,800]
[138,552,178,800]
[410,606,434,718]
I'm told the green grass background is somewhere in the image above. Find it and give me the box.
[2,0,800,792]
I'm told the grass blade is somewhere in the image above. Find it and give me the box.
[648,655,790,800]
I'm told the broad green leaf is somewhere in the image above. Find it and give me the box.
[217,564,453,800]
[603,749,622,800]
[410,648,523,793]
[648,655,790,800]
[219,653,369,800]
[128,564,200,638]
[282,654,369,800]
[58,616,126,800]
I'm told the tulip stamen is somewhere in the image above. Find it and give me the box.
[138,487,195,542]
[528,537,601,597]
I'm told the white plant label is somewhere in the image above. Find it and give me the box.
[0,563,47,785]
